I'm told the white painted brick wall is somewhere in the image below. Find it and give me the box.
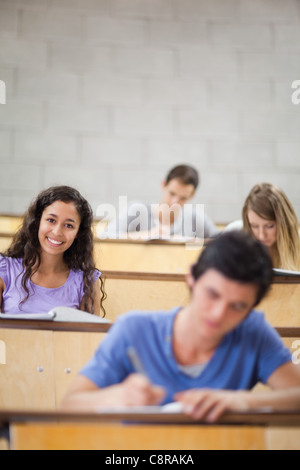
[239,0,299,22]
[50,43,111,73]
[20,10,83,43]
[84,17,146,45]
[111,0,175,19]
[114,48,175,77]
[0,130,12,162]
[0,8,18,37]
[175,0,240,20]
[0,38,47,69]
[81,136,143,166]
[114,106,174,136]
[0,0,299,223]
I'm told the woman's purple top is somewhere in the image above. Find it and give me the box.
[0,255,100,314]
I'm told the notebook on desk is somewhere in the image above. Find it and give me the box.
[273,268,300,277]
[0,311,56,320]
[0,306,111,323]
[96,402,183,415]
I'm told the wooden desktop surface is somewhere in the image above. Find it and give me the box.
[1,408,300,426]
[0,317,299,338]
[1,409,300,450]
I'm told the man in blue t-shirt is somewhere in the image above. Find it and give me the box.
[62,232,300,421]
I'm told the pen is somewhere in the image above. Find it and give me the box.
[126,346,147,376]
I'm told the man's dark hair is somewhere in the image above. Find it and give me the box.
[165,165,199,190]
[191,231,273,306]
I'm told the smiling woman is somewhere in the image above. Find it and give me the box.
[0,186,106,316]
[38,201,81,260]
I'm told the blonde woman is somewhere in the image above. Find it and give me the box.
[226,183,300,271]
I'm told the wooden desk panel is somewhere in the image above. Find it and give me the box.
[0,324,108,410]
[53,331,106,406]
[10,422,267,450]
[1,409,299,450]
[94,239,202,274]
[103,274,189,322]
[0,216,23,234]
[0,235,12,252]
[257,283,300,327]
[0,329,55,410]
[102,271,300,327]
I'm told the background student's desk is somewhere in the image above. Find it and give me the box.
[1,409,300,450]
[94,238,202,273]
[0,319,110,411]
[0,233,13,253]
[0,215,23,235]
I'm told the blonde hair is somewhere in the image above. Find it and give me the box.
[242,183,300,271]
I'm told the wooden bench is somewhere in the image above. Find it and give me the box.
[1,409,300,450]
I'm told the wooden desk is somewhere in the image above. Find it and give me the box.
[94,238,202,273]
[1,409,300,450]
[102,270,300,327]
[0,215,23,234]
[0,315,298,413]
[102,270,189,322]
[258,278,300,327]
[0,233,13,252]
[0,319,110,410]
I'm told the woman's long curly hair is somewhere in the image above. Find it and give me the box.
[4,185,106,316]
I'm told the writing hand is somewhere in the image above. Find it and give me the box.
[174,389,249,422]
[118,373,166,406]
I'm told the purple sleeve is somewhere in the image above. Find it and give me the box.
[93,269,101,283]
[0,256,8,286]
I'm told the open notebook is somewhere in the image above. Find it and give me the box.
[96,402,183,415]
[0,306,111,323]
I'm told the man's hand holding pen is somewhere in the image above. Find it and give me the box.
[119,374,166,406]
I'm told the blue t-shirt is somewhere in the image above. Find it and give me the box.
[80,308,291,404]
